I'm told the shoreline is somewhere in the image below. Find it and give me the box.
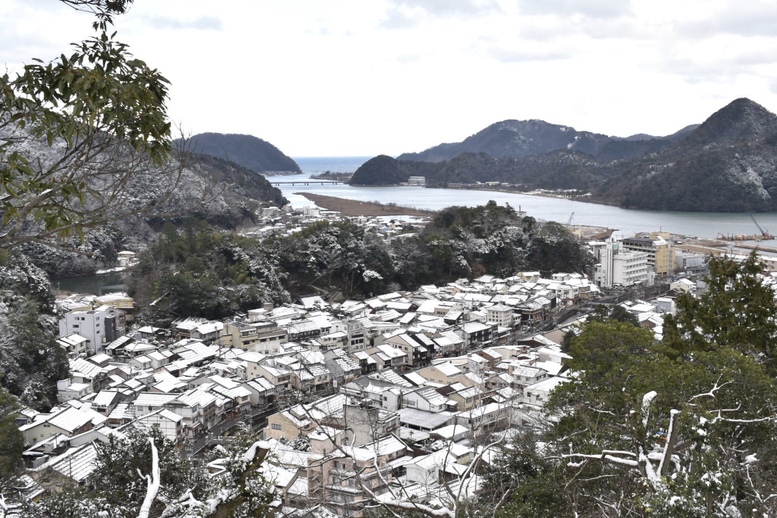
[294,193,438,218]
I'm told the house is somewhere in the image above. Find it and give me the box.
[400,387,453,413]
[417,362,470,387]
[117,250,136,266]
[134,409,185,443]
[454,402,509,434]
[249,362,292,393]
[323,349,362,386]
[265,394,348,442]
[56,380,93,403]
[382,333,430,369]
[90,389,122,416]
[365,344,407,371]
[404,446,470,491]
[19,405,107,445]
[523,376,568,407]
[165,387,219,435]
[57,334,90,358]
[455,321,496,349]
[447,385,480,412]
[189,320,224,343]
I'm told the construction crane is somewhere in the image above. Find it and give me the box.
[749,213,774,239]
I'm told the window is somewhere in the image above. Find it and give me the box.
[271,423,282,430]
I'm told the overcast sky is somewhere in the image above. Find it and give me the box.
[3,0,777,157]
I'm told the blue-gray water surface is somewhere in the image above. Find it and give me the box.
[283,157,777,241]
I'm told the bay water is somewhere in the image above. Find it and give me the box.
[58,157,777,295]
[282,157,777,241]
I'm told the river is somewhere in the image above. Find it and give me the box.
[54,271,128,296]
[278,158,777,241]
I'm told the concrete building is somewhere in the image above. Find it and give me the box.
[594,238,650,288]
[621,233,675,276]
[486,304,513,327]
[675,250,706,271]
[219,321,288,354]
[58,306,125,355]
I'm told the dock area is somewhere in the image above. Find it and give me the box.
[676,238,777,257]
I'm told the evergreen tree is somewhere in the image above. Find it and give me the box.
[664,251,777,362]
[0,0,177,251]
[0,388,23,483]
[488,255,777,516]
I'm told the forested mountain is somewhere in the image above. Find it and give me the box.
[13,142,289,279]
[178,132,301,174]
[359,98,777,212]
[597,98,777,211]
[350,151,604,190]
[397,118,690,163]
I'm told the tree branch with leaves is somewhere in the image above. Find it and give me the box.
[0,0,184,251]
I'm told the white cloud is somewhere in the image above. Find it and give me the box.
[516,0,633,19]
[2,0,777,156]
[141,15,222,31]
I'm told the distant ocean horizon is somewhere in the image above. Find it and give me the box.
[293,156,371,174]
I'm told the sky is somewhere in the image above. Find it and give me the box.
[2,0,777,157]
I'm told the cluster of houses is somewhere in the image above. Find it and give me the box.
[8,272,586,512]
[15,264,713,516]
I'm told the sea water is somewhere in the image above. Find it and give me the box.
[281,158,777,241]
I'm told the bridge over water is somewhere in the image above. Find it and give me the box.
[270,180,342,186]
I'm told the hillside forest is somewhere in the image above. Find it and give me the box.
[127,202,592,324]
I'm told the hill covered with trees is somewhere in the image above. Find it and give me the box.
[179,132,301,174]
[356,98,777,212]
[128,202,593,325]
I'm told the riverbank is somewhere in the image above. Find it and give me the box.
[294,193,438,218]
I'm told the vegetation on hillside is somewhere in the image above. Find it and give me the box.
[24,427,277,518]
[0,253,67,412]
[357,99,777,212]
[0,0,174,252]
[489,253,777,516]
[180,132,301,174]
[128,220,291,324]
[129,202,593,325]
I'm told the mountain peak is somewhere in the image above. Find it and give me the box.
[178,132,301,174]
[398,118,612,162]
[682,98,777,149]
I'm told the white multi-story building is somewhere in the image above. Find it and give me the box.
[58,306,125,355]
[486,304,514,327]
[621,234,675,276]
[594,238,650,288]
